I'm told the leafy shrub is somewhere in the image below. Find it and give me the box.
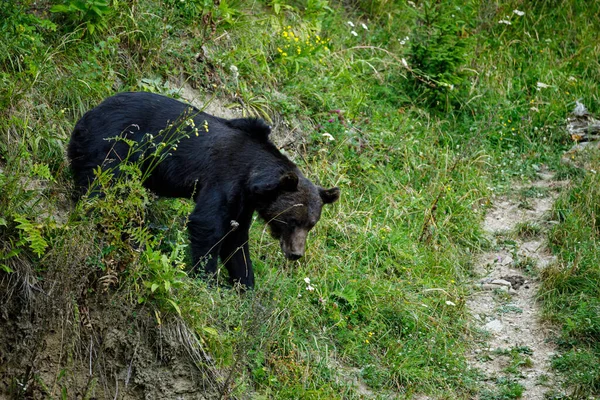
[404,1,475,111]
[275,27,331,74]
[0,1,56,109]
[50,0,112,35]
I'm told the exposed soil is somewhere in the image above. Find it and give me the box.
[0,233,224,399]
[466,170,568,398]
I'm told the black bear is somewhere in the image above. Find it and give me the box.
[68,92,340,288]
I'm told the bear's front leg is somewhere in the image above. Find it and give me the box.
[219,210,255,289]
[187,191,229,283]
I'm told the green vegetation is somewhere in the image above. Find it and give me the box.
[543,152,600,396]
[1,0,599,398]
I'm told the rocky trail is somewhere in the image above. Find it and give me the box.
[466,170,568,399]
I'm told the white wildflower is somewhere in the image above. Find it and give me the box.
[306,284,315,291]
[361,23,368,30]
[513,9,525,16]
[347,21,355,27]
[401,58,408,68]
[229,65,239,80]
[536,81,550,89]
[499,19,511,25]
[322,133,335,141]
[351,30,358,37]
[304,277,311,284]
[445,301,456,307]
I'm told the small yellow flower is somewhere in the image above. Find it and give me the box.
[277,47,283,53]
[282,52,288,57]
[365,339,369,344]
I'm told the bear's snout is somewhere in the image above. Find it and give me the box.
[285,253,303,261]
[280,229,308,261]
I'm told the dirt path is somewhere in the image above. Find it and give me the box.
[466,171,567,399]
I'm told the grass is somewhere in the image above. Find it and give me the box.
[1,0,600,398]
[541,152,600,396]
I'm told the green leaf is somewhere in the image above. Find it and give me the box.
[333,286,358,306]
[164,280,171,292]
[166,299,181,316]
[202,326,218,336]
[151,282,159,293]
[49,5,72,13]
[1,264,14,273]
[14,216,48,256]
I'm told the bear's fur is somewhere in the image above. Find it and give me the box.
[68,92,340,288]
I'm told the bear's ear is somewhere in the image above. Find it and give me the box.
[319,187,340,204]
[250,170,298,197]
[227,118,271,140]
[279,171,299,192]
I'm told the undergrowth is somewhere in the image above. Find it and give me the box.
[0,0,599,398]
[542,153,600,396]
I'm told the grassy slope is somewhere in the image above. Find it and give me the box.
[0,0,599,398]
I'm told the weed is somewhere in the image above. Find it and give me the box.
[50,0,112,35]
[496,304,523,315]
[480,377,524,399]
[513,221,542,239]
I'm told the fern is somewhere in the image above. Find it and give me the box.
[14,216,48,256]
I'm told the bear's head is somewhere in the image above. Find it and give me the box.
[254,170,340,261]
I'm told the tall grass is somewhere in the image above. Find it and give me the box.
[1,0,599,397]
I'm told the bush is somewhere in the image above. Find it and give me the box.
[404,0,476,111]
